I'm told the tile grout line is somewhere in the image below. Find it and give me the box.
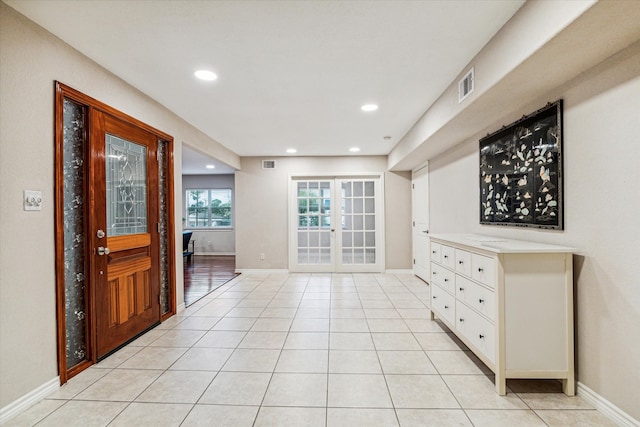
[370,273,402,427]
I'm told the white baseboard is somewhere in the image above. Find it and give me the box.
[577,381,639,427]
[0,377,59,425]
[193,252,235,256]
[384,269,414,274]
[235,269,290,274]
[176,302,186,313]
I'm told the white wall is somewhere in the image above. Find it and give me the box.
[182,174,236,255]
[428,44,640,420]
[0,3,239,408]
[235,156,412,271]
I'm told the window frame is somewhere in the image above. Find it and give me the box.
[185,188,233,229]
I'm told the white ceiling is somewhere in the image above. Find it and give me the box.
[182,145,236,175]
[6,0,524,172]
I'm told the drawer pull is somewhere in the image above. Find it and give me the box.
[478,298,484,304]
[444,255,449,259]
[458,260,464,264]
[478,267,484,272]
[459,287,464,291]
[432,250,436,254]
[444,305,449,309]
[444,278,449,282]
[459,318,464,322]
[432,295,437,299]
[479,334,485,339]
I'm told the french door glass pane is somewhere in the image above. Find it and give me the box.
[365,181,375,197]
[106,134,147,236]
[340,179,376,265]
[297,180,331,265]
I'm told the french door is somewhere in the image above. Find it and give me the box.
[90,110,161,358]
[289,176,384,272]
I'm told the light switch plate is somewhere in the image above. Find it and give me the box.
[24,190,43,211]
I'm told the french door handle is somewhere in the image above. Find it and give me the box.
[97,246,110,256]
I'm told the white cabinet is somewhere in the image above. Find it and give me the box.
[429,234,576,396]
[430,242,441,263]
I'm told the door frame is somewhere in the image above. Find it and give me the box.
[411,163,430,282]
[288,173,385,273]
[54,82,176,383]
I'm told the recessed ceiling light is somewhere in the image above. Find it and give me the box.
[195,70,218,81]
[286,148,297,154]
[206,164,215,169]
[361,104,378,112]
[349,147,361,153]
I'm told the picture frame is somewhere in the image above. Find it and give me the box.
[479,100,563,230]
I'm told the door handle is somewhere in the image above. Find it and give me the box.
[97,246,110,256]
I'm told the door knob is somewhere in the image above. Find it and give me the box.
[97,246,110,256]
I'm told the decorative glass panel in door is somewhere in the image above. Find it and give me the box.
[106,134,148,236]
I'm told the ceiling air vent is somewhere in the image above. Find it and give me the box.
[458,67,474,103]
[262,160,276,169]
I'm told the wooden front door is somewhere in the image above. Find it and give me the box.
[90,110,160,358]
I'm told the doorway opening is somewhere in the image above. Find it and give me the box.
[183,255,238,306]
[181,149,238,306]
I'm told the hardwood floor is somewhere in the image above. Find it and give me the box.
[183,255,239,306]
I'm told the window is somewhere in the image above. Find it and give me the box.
[185,189,232,228]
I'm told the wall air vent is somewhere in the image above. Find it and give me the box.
[262,160,276,169]
[458,67,474,103]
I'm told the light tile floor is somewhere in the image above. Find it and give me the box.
[7,273,616,426]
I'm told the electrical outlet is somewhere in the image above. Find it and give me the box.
[24,190,43,211]
[260,253,265,260]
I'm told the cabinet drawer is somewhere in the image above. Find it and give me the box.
[455,249,472,276]
[430,242,442,263]
[471,254,495,288]
[431,284,455,325]
[455,275,495,322]
[431,263,455,294]
[441,245,455,269]
[456,301,495,364]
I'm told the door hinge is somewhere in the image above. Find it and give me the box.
[412,183,415,189]
[413,221,415,227]
[413,259,415,265]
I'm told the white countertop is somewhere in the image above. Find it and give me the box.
[429,233,577,254]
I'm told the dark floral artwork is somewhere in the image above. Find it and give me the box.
[479,101,563,229]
